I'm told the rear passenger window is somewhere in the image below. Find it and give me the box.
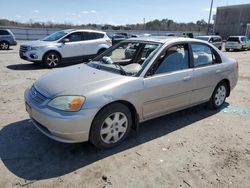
[155,44,189,74]
[191,44,220,67]
[83,32,97,40]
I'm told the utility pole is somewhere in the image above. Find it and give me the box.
[207,0,214,34]
[143,18,146,30]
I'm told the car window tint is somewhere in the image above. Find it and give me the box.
[141,44,159,59]
[191,44,215,67]
[227,37,240,42]
[82,32,97,40]
[65,32,82,42]
[95,33,104,39]
[155,44,189,74]
[0,30,10,35]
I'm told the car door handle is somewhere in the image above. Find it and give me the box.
[216,70,222,74]
[183,76,191,81]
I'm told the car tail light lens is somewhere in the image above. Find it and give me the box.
[106,39,112,45]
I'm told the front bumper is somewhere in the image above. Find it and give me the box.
[19,49,44,62]
[24,88,98,143]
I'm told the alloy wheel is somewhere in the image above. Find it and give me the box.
[46,54,59,67]
[100,112,128,144]
[214,85,226,107]
[0,42,9,50]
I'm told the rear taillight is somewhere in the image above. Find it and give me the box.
[106,39,112,46]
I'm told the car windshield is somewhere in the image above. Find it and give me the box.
[227,37,239,42]
[42,31,68,41]
[87,41,162,77]
[196,36,209,41]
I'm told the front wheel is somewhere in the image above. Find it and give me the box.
[89,103,132,149]
[43,52,61,68]
[208,82,228,110]
[0,41,9,50]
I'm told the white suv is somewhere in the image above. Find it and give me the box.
[19,29,112,68]
[225,36,250,51]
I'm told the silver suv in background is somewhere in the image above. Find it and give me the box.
[19,29,112,68]
[225,36,250,51]
[0,29,17,50]
[195,35,222,50]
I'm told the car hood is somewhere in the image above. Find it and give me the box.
[34,64,131,98]
[22,40,54,47]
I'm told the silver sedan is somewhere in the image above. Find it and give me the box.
[24,37,238,149]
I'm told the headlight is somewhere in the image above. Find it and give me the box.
[30,46,44,51]
[48,96,85,112]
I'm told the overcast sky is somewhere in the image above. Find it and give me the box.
[0,0,249,25]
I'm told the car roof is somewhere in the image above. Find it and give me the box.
[64,29,106,34]
[125,36,204,44]
[196,35,221,38]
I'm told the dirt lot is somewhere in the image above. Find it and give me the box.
[0,42,250,188]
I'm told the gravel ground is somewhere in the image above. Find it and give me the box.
[0,42,250,188]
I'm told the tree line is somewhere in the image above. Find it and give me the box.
[0,18,211,32]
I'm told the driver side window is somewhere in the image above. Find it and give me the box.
[154,44,189,75]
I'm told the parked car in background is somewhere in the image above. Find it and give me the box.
[0,29,17,50]
[181,32,194,38]
[25,37,238,149]
[112,34,127,46]
[225,36,250,51]
[19,29,112,68]
[195,35,222,50]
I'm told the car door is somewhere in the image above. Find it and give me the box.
[60,32,83,58]
[190,43,224,104]
[142,43,193,120]
[80,32,100,56]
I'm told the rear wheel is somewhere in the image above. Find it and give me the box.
[90,103,132,149]
[43,52,61,68]
[208,82,228,110]
[0,41,9,50]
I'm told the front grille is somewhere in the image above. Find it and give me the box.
[20,45,29,53]
[29,86,48,104]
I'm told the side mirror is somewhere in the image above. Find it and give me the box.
[62,38,70,43]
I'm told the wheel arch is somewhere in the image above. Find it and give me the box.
[0,40,10,44]
[90,100,139,138]
[97,48,108,54]
[42,50,62,62]
[216,79,231,97]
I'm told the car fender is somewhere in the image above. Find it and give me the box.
[95,44,110,53]
[42,46,63,58]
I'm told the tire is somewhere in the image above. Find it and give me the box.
[218,46,222,50]
[43,52,61,68]
[208,82,228,110]
[225,48,229,52]
[0,41,9,50]
[89,103,132,149]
